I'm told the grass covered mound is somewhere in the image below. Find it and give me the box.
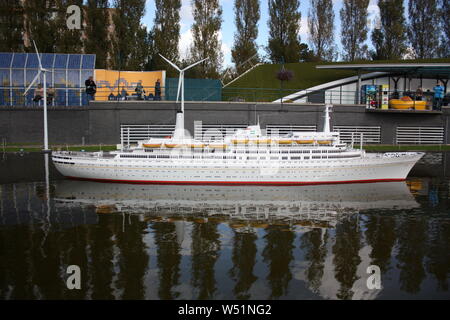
[222,58,450,102]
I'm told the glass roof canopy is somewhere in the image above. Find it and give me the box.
[0,53,96,107]
[0,53,96,70]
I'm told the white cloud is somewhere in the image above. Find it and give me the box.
[299,16,309,39]
[178,29,232,68]
[218,31,232,68]
[179,28,193,59]
[368,0,380,17]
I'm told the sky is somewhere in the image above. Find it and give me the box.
[142,0,382,68]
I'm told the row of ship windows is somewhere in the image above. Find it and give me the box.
[119,154,359,160]
[53,160,75,165]
[143,149,344,154]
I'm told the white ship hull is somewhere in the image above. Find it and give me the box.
[52,152,423,185]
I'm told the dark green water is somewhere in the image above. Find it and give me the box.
[0,152,449,300]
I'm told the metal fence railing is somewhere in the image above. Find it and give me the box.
[333,126,381,144]
[2,86,449,108]
[396,126,445,144]
[194,123,248,141]
[120,124,175,145]
[266,125,317,135]
[117,123,446,145]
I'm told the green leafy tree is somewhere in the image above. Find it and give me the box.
[84,0,112,69]
[111,0,146,71]
[438,0,450,58]
[308,0,336,61]
[23,0,58,52]
[370,27,385,60]
[130,24,153,71]
[370,0,406,60]
[152,0,182,77]
[231,0,260,74]
[340,0,370,61]
[299,42,318,62]
[408,0,439,59]
[267,0,302,63]
[144,29,156,71]
[0,0,25,52]
[190,0,223,79]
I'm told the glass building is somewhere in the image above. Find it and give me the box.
[0,52,96,107]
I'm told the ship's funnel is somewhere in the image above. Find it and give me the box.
[172,111,185,139]
[323,104,332,133]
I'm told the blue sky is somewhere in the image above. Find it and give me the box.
[142,0,381,67]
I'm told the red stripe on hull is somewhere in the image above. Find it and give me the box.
[65,176,405,186]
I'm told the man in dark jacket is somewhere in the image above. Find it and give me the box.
[85,76,97,102]
[155,78,161,100]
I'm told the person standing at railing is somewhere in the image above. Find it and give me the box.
[85,76,97,102]
[121,87,128,101]
[47,87,55,105]
[433,81,444,111]
[135,81,145,100]
[415,87,423,101]
[155,78,161,100]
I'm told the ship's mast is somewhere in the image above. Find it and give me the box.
[323,104,332,133]
[159,54,208,139]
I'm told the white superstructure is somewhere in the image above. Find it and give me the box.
[52,105,423,185]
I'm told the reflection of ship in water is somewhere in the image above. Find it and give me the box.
[54,180,419,229]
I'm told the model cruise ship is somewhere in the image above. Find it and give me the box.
[52,104,424,185]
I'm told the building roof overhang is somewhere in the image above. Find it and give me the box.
[316,63,450,78]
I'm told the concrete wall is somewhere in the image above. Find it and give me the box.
[1,101,449,145]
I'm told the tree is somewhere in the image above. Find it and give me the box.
[130,25,153,71]
[408,0,439,59]
[340,0,370,61]
[23,0,58,52]
[0,0,25,52]
[111,0,146,71]
[370,0,406,60]
[370,27,385,60]
[152,0,182,77]
[231,0,260,74]
[84,0,112,69]
[308,0,335,61]
[438,0,450,58]
[299,43,318,62]
[267,0,302,63]
[190,0,223,79]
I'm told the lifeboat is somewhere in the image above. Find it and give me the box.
[389,97,428,110]
[316,140,332,145]
[295,140,314,144]
[232,139,249,145]
[165,143,184,148]
[189,143,205,148]
[209,143,227,149]
[277,139,292,145]
[143,143,162,148]
[256,139,272,144]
